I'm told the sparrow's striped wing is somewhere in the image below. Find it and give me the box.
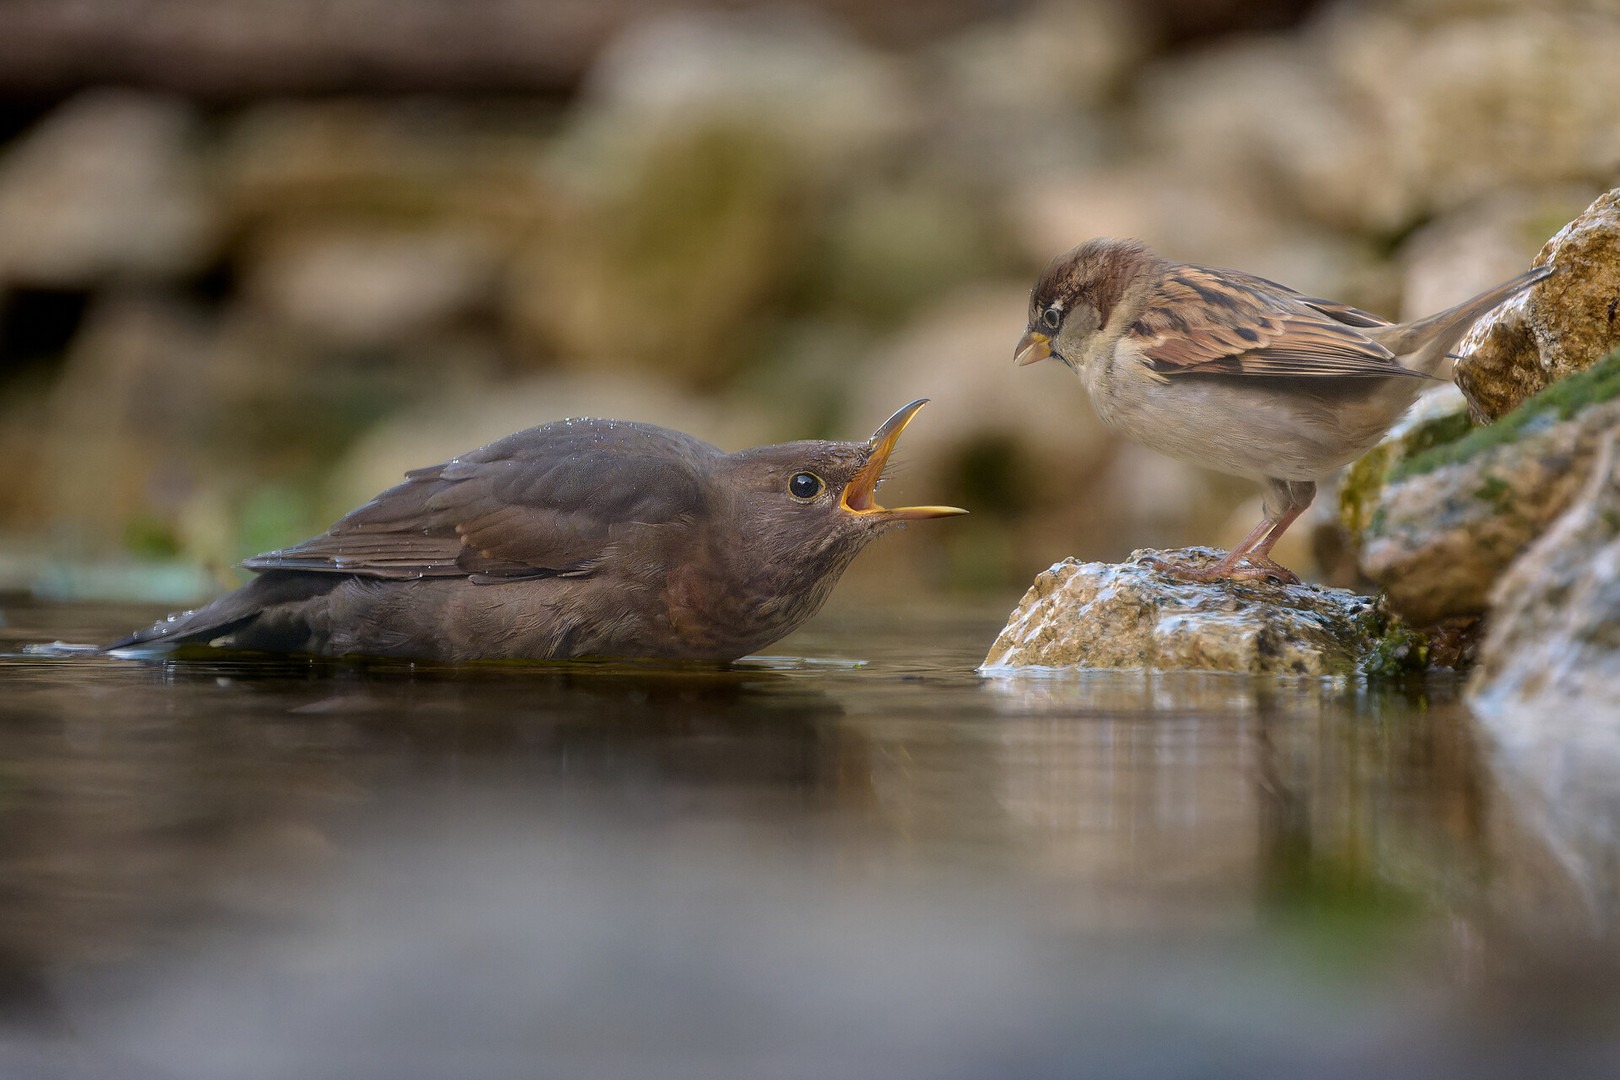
[1129,265,1425,381]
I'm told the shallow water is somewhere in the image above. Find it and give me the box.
[1,595,1618,1079]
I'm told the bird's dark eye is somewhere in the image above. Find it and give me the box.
[788,472,823,500]
[1041,306,1062,330]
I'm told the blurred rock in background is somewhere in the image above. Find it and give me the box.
[1,0,1618,603]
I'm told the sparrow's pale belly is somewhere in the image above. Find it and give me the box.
[1084,352,1427,483]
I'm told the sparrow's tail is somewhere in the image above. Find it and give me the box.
[1368,262,1558,378]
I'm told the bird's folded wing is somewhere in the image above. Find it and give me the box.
[242,425,712,581]
[1133,266,1423,380]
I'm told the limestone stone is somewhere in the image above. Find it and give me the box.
[1454,188,1620,420]
[1133,9,1620,237]
[508,122,801,382]
[980,551,1392,676]
[1330,10,1620,227]
[1470,431,1620,719]
[927,0,1139,185]
[1468,432,1620,921]
[578,7,913,164]
[217,99,552,235]
[242,224,499,348]
[1355,363,1620,625]
[1338,384,1474,542]
[0,90,215,287]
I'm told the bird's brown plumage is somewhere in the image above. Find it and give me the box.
[109,403,964,661]
[242,421,714,583]
[1130,266,1417,380]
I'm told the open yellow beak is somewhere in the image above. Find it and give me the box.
[1014,329,1053,367]
[840,399,968,521]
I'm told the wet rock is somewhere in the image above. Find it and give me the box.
[1338,385,1475,541]
[1350,354,1620,625]
[0,90,215,288]
[1454,187,1620,421]
[1470,430,1620,718]
[981,550,1397,676]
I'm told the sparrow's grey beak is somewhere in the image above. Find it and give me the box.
[1014,329,1053,367]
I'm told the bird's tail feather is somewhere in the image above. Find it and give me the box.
[103,572,336,654]
[1369,262,1557,377]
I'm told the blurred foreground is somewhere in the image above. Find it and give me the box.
[3,597,1620,1078]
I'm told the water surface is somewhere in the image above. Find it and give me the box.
[1,596,1617,1079]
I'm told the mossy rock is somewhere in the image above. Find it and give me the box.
[1345,350,1620,625]
[1339,394,1476,538]
[1393,350,1620,480]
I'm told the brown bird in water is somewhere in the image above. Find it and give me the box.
[1014,238,1554,583]
[109,400,965,661]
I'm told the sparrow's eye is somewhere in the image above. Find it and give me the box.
[1041,307,1062,330]
[788,472,823,500]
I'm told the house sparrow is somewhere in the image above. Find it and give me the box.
[108,401,965,662]
[1014,238,1554,583]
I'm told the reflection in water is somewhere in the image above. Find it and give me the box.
[0,653,852,968]
[1,600,1618,1077]
[983,673,1489,926]
[1474,690,1620,936]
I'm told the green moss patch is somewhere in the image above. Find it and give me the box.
[1340,408,1474,532]
[1359,620,1428,679]
[1391,348,1620,481]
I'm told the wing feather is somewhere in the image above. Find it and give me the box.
[242,420,716,581]
[1133,266,1425,381]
